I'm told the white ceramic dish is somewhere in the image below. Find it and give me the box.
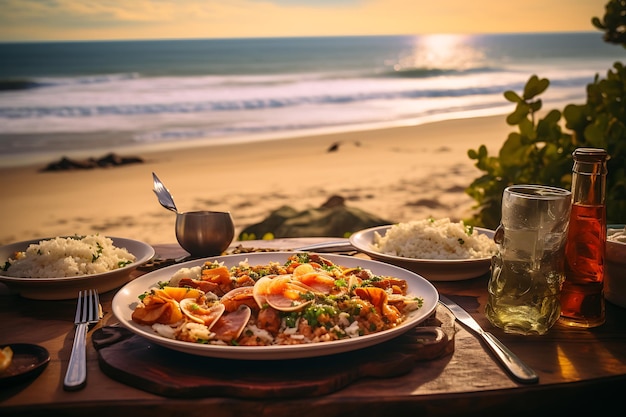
[0,237,155,300]
[112,252,439,360]
[349,225,496,281]
[606,224,626,308]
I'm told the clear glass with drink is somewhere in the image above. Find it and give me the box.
[560,148,609,328]
[486,185,572,335]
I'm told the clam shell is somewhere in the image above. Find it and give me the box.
[253,275,313,312]
[179,298,225,329]
[212,305,252,342]
[220,286,257,312]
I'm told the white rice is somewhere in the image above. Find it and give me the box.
[169,265,202,286]
[3,234,136,278]
[243,324,274,344]
[373,218,497,260]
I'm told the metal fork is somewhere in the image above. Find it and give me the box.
[63,289,101,391]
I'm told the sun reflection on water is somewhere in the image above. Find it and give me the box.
[392,34,486,72]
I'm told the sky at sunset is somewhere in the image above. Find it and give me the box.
[0,0,610,42]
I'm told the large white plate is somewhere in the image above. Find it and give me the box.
[0,236,155,300]
[349,225,495,281]
[112,252,439,360]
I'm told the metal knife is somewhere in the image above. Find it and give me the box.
[295,240,355,253]
[439,295,539,384]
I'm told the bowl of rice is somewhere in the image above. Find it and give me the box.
[0,235,155,300]
[349,218,497,281]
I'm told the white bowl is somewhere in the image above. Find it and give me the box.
[0,236,155,300]
[606,225,626,308]
[349,225,495,281]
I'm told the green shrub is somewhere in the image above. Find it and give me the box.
[466,0,626,229]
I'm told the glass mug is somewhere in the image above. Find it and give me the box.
[485,185,572,335]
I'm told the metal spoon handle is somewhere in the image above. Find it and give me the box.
[152,172,178,213]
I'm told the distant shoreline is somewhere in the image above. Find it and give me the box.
[0,106,514,169]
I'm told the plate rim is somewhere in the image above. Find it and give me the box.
[0,343,50,384]
[112,251,439,360]
[0,235,155,283]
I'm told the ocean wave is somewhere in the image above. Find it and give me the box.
[374,66,500,79]
[0,73,141,91]
[0,75,592,120]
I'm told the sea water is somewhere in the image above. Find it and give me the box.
[0,32,622,166]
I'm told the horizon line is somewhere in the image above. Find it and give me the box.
[0,30,601,45]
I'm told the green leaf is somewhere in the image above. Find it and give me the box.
[591,16,605,30]
[504,90,522,103]
[563,104,587,131]
[499,133,529,167]
[584,123,606,147]
[518,117,535,138]
[506,102,530,125]
[529,99,542,113]
[523,75,550,100]
[543,109,562,124]
[535,110,562,140]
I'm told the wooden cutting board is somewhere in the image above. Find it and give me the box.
[93,305,455,399]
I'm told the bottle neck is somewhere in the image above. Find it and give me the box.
[571,161,607,206]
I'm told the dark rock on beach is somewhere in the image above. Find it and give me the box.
[239,195,393,239]
[40,153,144,172]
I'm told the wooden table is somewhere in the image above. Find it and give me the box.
[2,238,626,417]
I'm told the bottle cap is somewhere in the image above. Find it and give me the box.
[573,148,609,162]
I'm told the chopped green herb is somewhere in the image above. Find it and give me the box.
[303,304,337,327]
[283,312,299,328]
[294,253,311,264]
[334,278,347,288]
[300,291,315,301]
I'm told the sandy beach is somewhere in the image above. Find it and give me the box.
[0,114,509,247]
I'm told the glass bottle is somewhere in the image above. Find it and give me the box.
[559,148,609,328]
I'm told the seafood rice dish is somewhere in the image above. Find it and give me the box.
[131,253,424,346]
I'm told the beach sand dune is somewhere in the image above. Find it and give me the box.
[0,115,508,247]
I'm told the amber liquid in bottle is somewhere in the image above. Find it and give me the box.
[560,148,608,328]
[560,204,606,324]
